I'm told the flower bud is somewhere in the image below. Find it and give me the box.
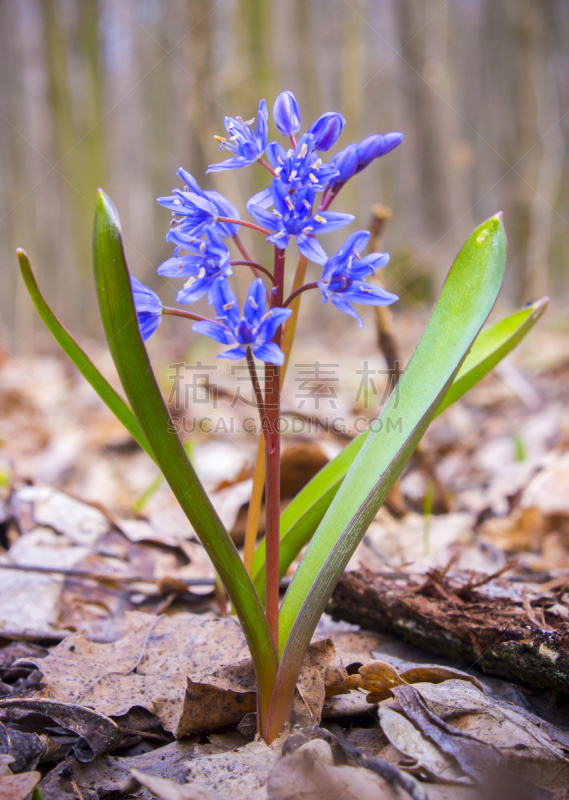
[356,132,404,171]
[330,143,359,184]
[308,112,346,151]
[273,91,301,137]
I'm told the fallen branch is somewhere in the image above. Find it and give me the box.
[328,566,569,693]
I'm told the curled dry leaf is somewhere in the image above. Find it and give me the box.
[0,698,121,761]
[344,659,484,703]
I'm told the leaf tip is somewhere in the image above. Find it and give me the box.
[96,188,120,228]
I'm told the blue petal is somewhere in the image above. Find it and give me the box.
[267,231,290,250]
[307,112,345,151]
[192,319,235,345]
[157,256,202,277]
[244,278,267,324]
[330,293,364,327]
[330,143,359,184]
[218,345,248,361]
[176,168,204,196]
[273,91,301,137]
[271,177,292,217]
[247,187,273,212]
[341,282,398,306]
[137,312,162,341]
[251,341,285,366]
[130,276,162,313]
[255,99,269,150]
[295,234,328,265]
[206,155,250,173]
[176,274,217,305]
[307,211,355,234]
[210,277,240,329]
[256,307,292,342]
[247,203,279,231]
[356,252,390,272]
[266,140,288,170]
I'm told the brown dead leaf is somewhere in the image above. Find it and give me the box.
[522,452,569,515]
[412,680,569,791]
[0,755,41,800]
[267,738,408,800]
[0,721,46,772]
[182,659,256,736]
[28,611,250,737]
[181,639,348,735]
[389,683,551,798]
[378,706,470,784]
[131,768,222,799]
[0,698,121,760]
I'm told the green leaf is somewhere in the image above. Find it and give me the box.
[251,296,548,599]
[92,190,277,728]
[265,214,507,739]
[17,249,154,461]
[435,296,548,414]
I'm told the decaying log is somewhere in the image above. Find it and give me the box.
[328,566,569,693]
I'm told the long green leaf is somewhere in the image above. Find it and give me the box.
[266,213,507,739]
[92,190,277,729]
[17,249,154,461]
[251,295,548,598]
[436,296,548,414]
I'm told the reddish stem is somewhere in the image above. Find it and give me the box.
[230,260,276,284]
[289,135,297,149]
[264,246,286,653]
[218,217,270,235]
[246,347,270,447]
[258,158,277,177]
[319,186,341,212]
[162,306,209,323]
[233,233,252,262]
[283,281,319,307]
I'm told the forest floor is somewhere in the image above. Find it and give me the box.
[1,307,569,799]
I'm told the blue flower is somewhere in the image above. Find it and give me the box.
[273,90,301,137]
[266,133,338,192]
[157,190,219,238]
[317,231,397,327]
[247,178,354,265]
[308,111,345,151]
[158,169,240,240]
[207,99,269,172]
[356,132,404,172]
[131,277,163,341]
[158,230,232,306]
[193,278,292,365]
[175,168,240,237]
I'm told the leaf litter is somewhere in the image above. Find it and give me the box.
[2,320,569,796]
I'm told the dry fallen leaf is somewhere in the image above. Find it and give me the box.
[378,706,470,784]
[131,768,222,800]
[267,738,409,800]
[28,611,251,737]
[0,697,121,760]
[412,680,569,791]
[0,754,40,800]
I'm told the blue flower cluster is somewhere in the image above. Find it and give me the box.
[131,91,403,363]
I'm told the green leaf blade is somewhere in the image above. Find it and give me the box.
[251,296,548,598]
[92,190,277,727]
[266,213,507,740]
[17,248,154,461]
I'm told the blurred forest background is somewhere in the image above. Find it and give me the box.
[1,0,568,350]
